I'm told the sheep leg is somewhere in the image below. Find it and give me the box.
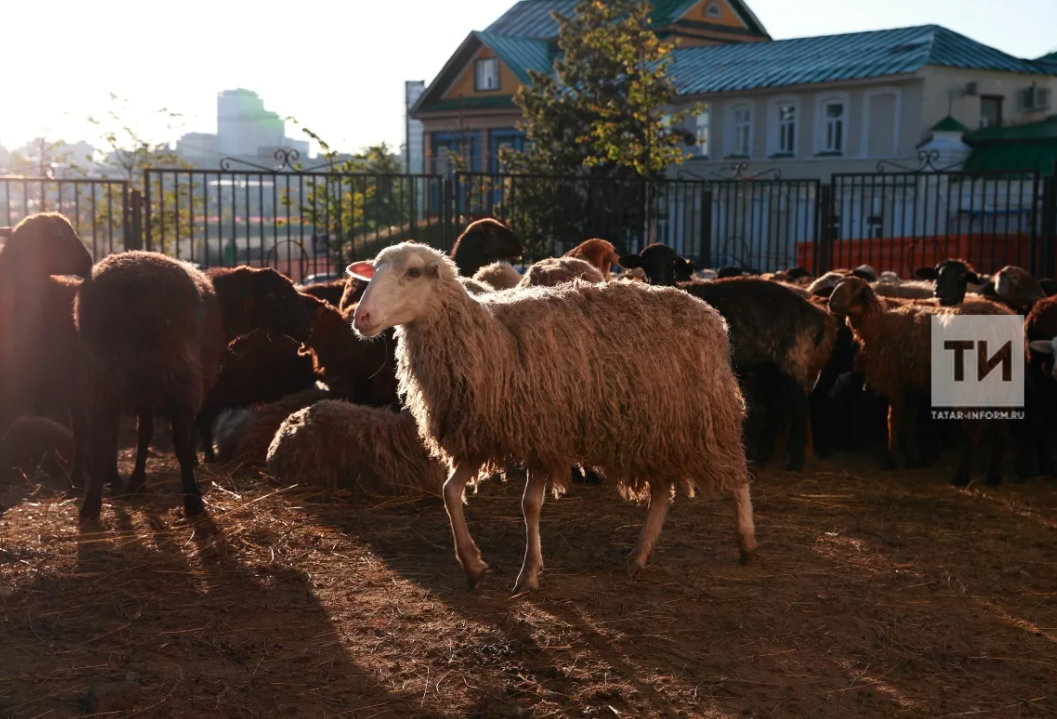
[80,397,122,522]
[951,420,984,487]
[733,481,758,566]
[442,460,487,589]
[628,481,673,573]
[168,404,205,516]
[126,409,154,495]
[1038,418,1056,477]
[512,469,549,595]
[884,394,904,471]
[69,406,87,490]
[985,421,1006,486]
[197,414,217,463]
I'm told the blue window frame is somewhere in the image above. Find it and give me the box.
[488,129,526,173]
[430,131,480,213]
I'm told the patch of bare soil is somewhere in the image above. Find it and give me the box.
[2,431,1056,718]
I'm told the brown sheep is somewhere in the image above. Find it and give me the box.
[472,262,521,290]
[564,239,621,281]
[680,277,838,471]
[196,329,318,462]
[298,278,347,306]
[449,218,524,276]
[348,242,756,595]
[214,387,334,466]
[518,256,604,288]
[1016,295,1057,478]
[75,253,313,520]
[299,294,399,408]
[266,401,445,497]
[828,276,1014,485]
[339,276,369,311]
[0,416,75,484]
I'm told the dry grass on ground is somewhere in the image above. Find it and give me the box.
[2,425,1056,718]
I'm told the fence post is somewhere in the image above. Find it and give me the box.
[443,177,454,252]
[126,188,143,251]
[143,173,152,253]
[816,181,839,275]
[1041,167,1057,280]
[700,188,713,270]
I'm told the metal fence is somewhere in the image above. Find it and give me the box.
[452,172,712,264]
[142,161,449,282]
[0,176,130,261]
[3,158,1056,281]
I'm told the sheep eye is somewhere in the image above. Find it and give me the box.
[408,267,421,278]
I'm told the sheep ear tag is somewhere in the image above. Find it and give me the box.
[346,261,375,281]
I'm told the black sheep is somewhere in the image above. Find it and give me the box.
[449,218,524,276]
[197,329,318,462]
[75,253,313,520]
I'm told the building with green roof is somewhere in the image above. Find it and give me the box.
[411,0,1057,180]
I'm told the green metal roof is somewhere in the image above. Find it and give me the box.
[476,31,553,83]
[962,115,1057,175]
[485,0,769,39]
[669,25,1051,96]
[930,115,969,133]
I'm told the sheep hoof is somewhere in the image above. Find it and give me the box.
[510,573,540,596]
[183,495,205,516]
[463,561,491,591]
[785,456,805,472]
[739,546,757,566]
[78,505,102,522]
[950,472,971,488]
[985,473,1003,486]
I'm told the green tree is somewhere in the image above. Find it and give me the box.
[286,126,421,269]
[501,0,693,179]
[492,0,696,258]
[81,93,201,256]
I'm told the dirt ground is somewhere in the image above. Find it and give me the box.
[2,425,1056,719]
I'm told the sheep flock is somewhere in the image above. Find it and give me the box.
[2,212,1057,597]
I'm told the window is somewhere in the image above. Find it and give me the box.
[731,104,752,157]
[705,1,722,17]
[980,95,1003,128]
[474,58,500,92]
[823,100,845,153]
[777,103,796,154]
[863,89,901,158]
[695,104,711,156]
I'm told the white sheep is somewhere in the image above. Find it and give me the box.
[346,242,757,595]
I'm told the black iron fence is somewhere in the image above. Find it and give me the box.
[3,158,1056,281]
[142,163,449,282]
[451,172,712,264]
[0,176,130,261]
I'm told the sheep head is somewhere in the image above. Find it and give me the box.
[0,212,93,281]
[450,218,523,274]
[618,243,695,286]
[993,265,1044,312]
[348,242,458,339]
[828,277,881,318]
[564,238,620,280]
[209,266,314,342]
[914,259,979,307]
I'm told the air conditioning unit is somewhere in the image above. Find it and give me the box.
[963,81,979,97]
[1017,84,1052,112]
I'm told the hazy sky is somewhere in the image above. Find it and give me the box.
[4,0,1056,158]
